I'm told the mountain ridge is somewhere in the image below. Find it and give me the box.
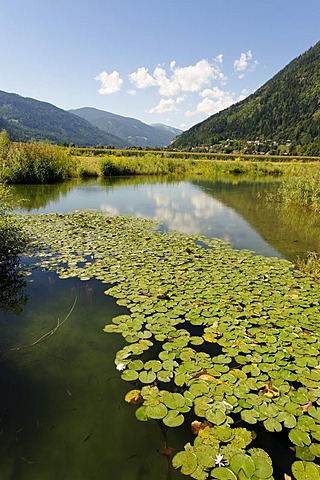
[69,107,182,148]
[0,90,130,147]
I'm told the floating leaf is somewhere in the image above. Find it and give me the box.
[289,428,311,447]
[210,467,237,479]
[135,406,148,422]
[163,410,185,427]
[291,461,320,480]
[241,409,259,424]
[145,403,168,420]
[121,369,139,381]
[139,370,157,384]
[229,453,255,477]
[125,390,142,404]
[172,449,197,476]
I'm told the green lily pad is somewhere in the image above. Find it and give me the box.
[172,449,197,476]
[210,467,237,479]
[229,453,255,477]
[241,409,259,424]
[289,428,311,447]
[121,369,139,381]
[145,403,168,420]
[291,461,320,480]
[163,392,186,410]
[135,406,148,422]
[163,410,185,427]
[248,448,273,479]
[139,370,157,384]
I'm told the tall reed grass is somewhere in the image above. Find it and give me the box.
[278,167,320,212]
[0,141,77,184]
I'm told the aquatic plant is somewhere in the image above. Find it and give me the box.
[21,210,320,480]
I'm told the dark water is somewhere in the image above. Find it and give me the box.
[1,176,320,479]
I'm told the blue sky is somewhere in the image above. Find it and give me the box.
[0,0,319,130]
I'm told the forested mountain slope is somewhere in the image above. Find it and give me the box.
[172,41,320,153]
[0,91,129,147]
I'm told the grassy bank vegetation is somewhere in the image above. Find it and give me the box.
[278,166,320,212]
[98,153,286,178]
[0,131,77,184]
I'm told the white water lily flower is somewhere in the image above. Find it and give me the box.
[116,363,126,371]
[214,454,226,467]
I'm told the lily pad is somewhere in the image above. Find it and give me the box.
[163,410,185,427]
[145,403,168,420]
[291,461,320,480]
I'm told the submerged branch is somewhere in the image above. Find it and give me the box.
[9,296,77,351]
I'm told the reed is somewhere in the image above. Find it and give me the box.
[0,142,77,184]
[279,167,320,211]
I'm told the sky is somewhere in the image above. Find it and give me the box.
[0,1,319,131]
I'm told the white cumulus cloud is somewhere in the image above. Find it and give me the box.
[233,50,258,78]
[129,58,227,96]
[149,98,178,114]
[95,70,123,94]
[186,87,245,118]
[129,67,156,89]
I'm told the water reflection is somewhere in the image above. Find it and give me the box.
[12,178,280,258]
[0,260,28,315]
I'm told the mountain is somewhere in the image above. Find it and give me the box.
[150,123,183,137]
[69,107,182,147]
[172,41,320,152]
[0,91,129,147]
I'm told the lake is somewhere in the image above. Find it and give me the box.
[1,176,319,479]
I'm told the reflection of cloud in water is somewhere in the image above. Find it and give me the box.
[191,193,226,219]
[147,191,179,210]
[146,189,235,235]
[100,204,119,215]
[154,208,200,234]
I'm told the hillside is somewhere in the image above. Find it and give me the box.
[69,107,182,147]
[172,41,320,154]
[0,91,129,147]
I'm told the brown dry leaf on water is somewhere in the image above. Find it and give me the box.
[301,401,312,412]
[191,420,211,435]
[284,474,292,480]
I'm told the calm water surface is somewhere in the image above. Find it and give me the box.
[1,177,320,479]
